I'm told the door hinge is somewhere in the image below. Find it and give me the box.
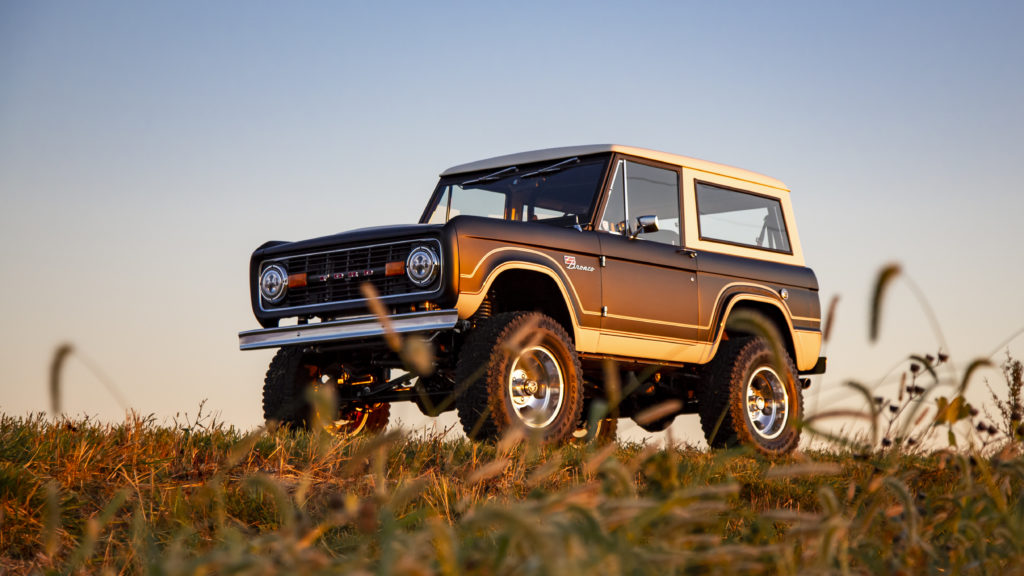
[599,255,606,267]
[601,306,608,317]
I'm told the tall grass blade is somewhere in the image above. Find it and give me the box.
[870,263,901,342]
[823,294,840,343]
[959,358,993,396]
[49,343,73,417]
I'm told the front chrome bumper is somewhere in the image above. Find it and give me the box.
[238,309,459,351]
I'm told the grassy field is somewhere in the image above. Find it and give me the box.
[2,410,1024,575]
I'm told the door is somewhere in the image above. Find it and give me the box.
[596,158,700,362]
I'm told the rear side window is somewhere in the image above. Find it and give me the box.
[696,182,791,253]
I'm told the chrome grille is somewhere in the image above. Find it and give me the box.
[260,239,441,311]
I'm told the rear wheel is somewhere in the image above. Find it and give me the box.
[455,312,583,444]
[263,347,390,436]
[698,336,802,455]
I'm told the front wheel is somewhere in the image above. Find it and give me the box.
[455,312,584,444]
[262,347,390,436]
[698,336,802,455]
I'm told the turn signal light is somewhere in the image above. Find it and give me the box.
[385,261,405,277]
[288,273,307,288]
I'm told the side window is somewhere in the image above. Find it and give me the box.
[696,182,792,253]
[624,161,680,245]
[600,160,680,245]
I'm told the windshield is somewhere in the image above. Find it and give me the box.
[421,156,609,227]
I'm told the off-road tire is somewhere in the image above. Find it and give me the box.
[455,311,584,444]
[263,347,390,435]
[698,336,802,455]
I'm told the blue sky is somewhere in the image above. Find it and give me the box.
[2,1,1022,443]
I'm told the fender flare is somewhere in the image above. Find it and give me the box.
[455,247,590,341]
[703,290,797,364]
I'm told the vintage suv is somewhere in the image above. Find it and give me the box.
[239,145,825,454]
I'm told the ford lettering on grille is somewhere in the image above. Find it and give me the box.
[259,239,441,311]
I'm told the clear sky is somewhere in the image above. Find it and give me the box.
[2,1,1022,445]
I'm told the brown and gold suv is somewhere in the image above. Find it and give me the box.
[240,145,825,454]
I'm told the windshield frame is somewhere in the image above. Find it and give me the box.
[419,153,614,228]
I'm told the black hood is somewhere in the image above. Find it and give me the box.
[257,223,445,258]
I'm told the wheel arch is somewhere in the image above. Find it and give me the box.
[708,296,798,366]
[479,267,577,342]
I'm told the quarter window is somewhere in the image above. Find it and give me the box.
[696,182,791,253]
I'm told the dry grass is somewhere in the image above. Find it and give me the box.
[2,412,1023,575]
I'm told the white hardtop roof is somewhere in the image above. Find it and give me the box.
[440,144,788,191]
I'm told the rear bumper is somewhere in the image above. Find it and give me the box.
[238,309,459,351]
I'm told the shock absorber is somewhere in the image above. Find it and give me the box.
[473,291,495,329]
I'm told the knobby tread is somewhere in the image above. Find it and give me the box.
[698,338,745,448]
[262,346,390,434]
[263,347,308,427]
[455,311,583,444]
[698,335,803,455]
[726,338,801,454]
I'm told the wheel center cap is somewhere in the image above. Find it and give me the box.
[525,380,539,395]
[754,396,766,411]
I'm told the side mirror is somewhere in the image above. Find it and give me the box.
[630,215,660,239]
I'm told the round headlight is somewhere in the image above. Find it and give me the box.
[259,263,288,304]
[406,246,439,287]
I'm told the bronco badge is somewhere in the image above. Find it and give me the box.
[563,254,595,272]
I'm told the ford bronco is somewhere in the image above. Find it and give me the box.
[239,145,825,454]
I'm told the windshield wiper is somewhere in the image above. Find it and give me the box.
[518,157,579,180]
[460,166,519,186]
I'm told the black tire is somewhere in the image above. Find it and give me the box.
[455,311,584,444]
[697,336,802,455]
[412,375,457,417]
[263,347,390,436]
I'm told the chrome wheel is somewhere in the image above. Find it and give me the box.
[507,345,565,428]
[745,366,789,440]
